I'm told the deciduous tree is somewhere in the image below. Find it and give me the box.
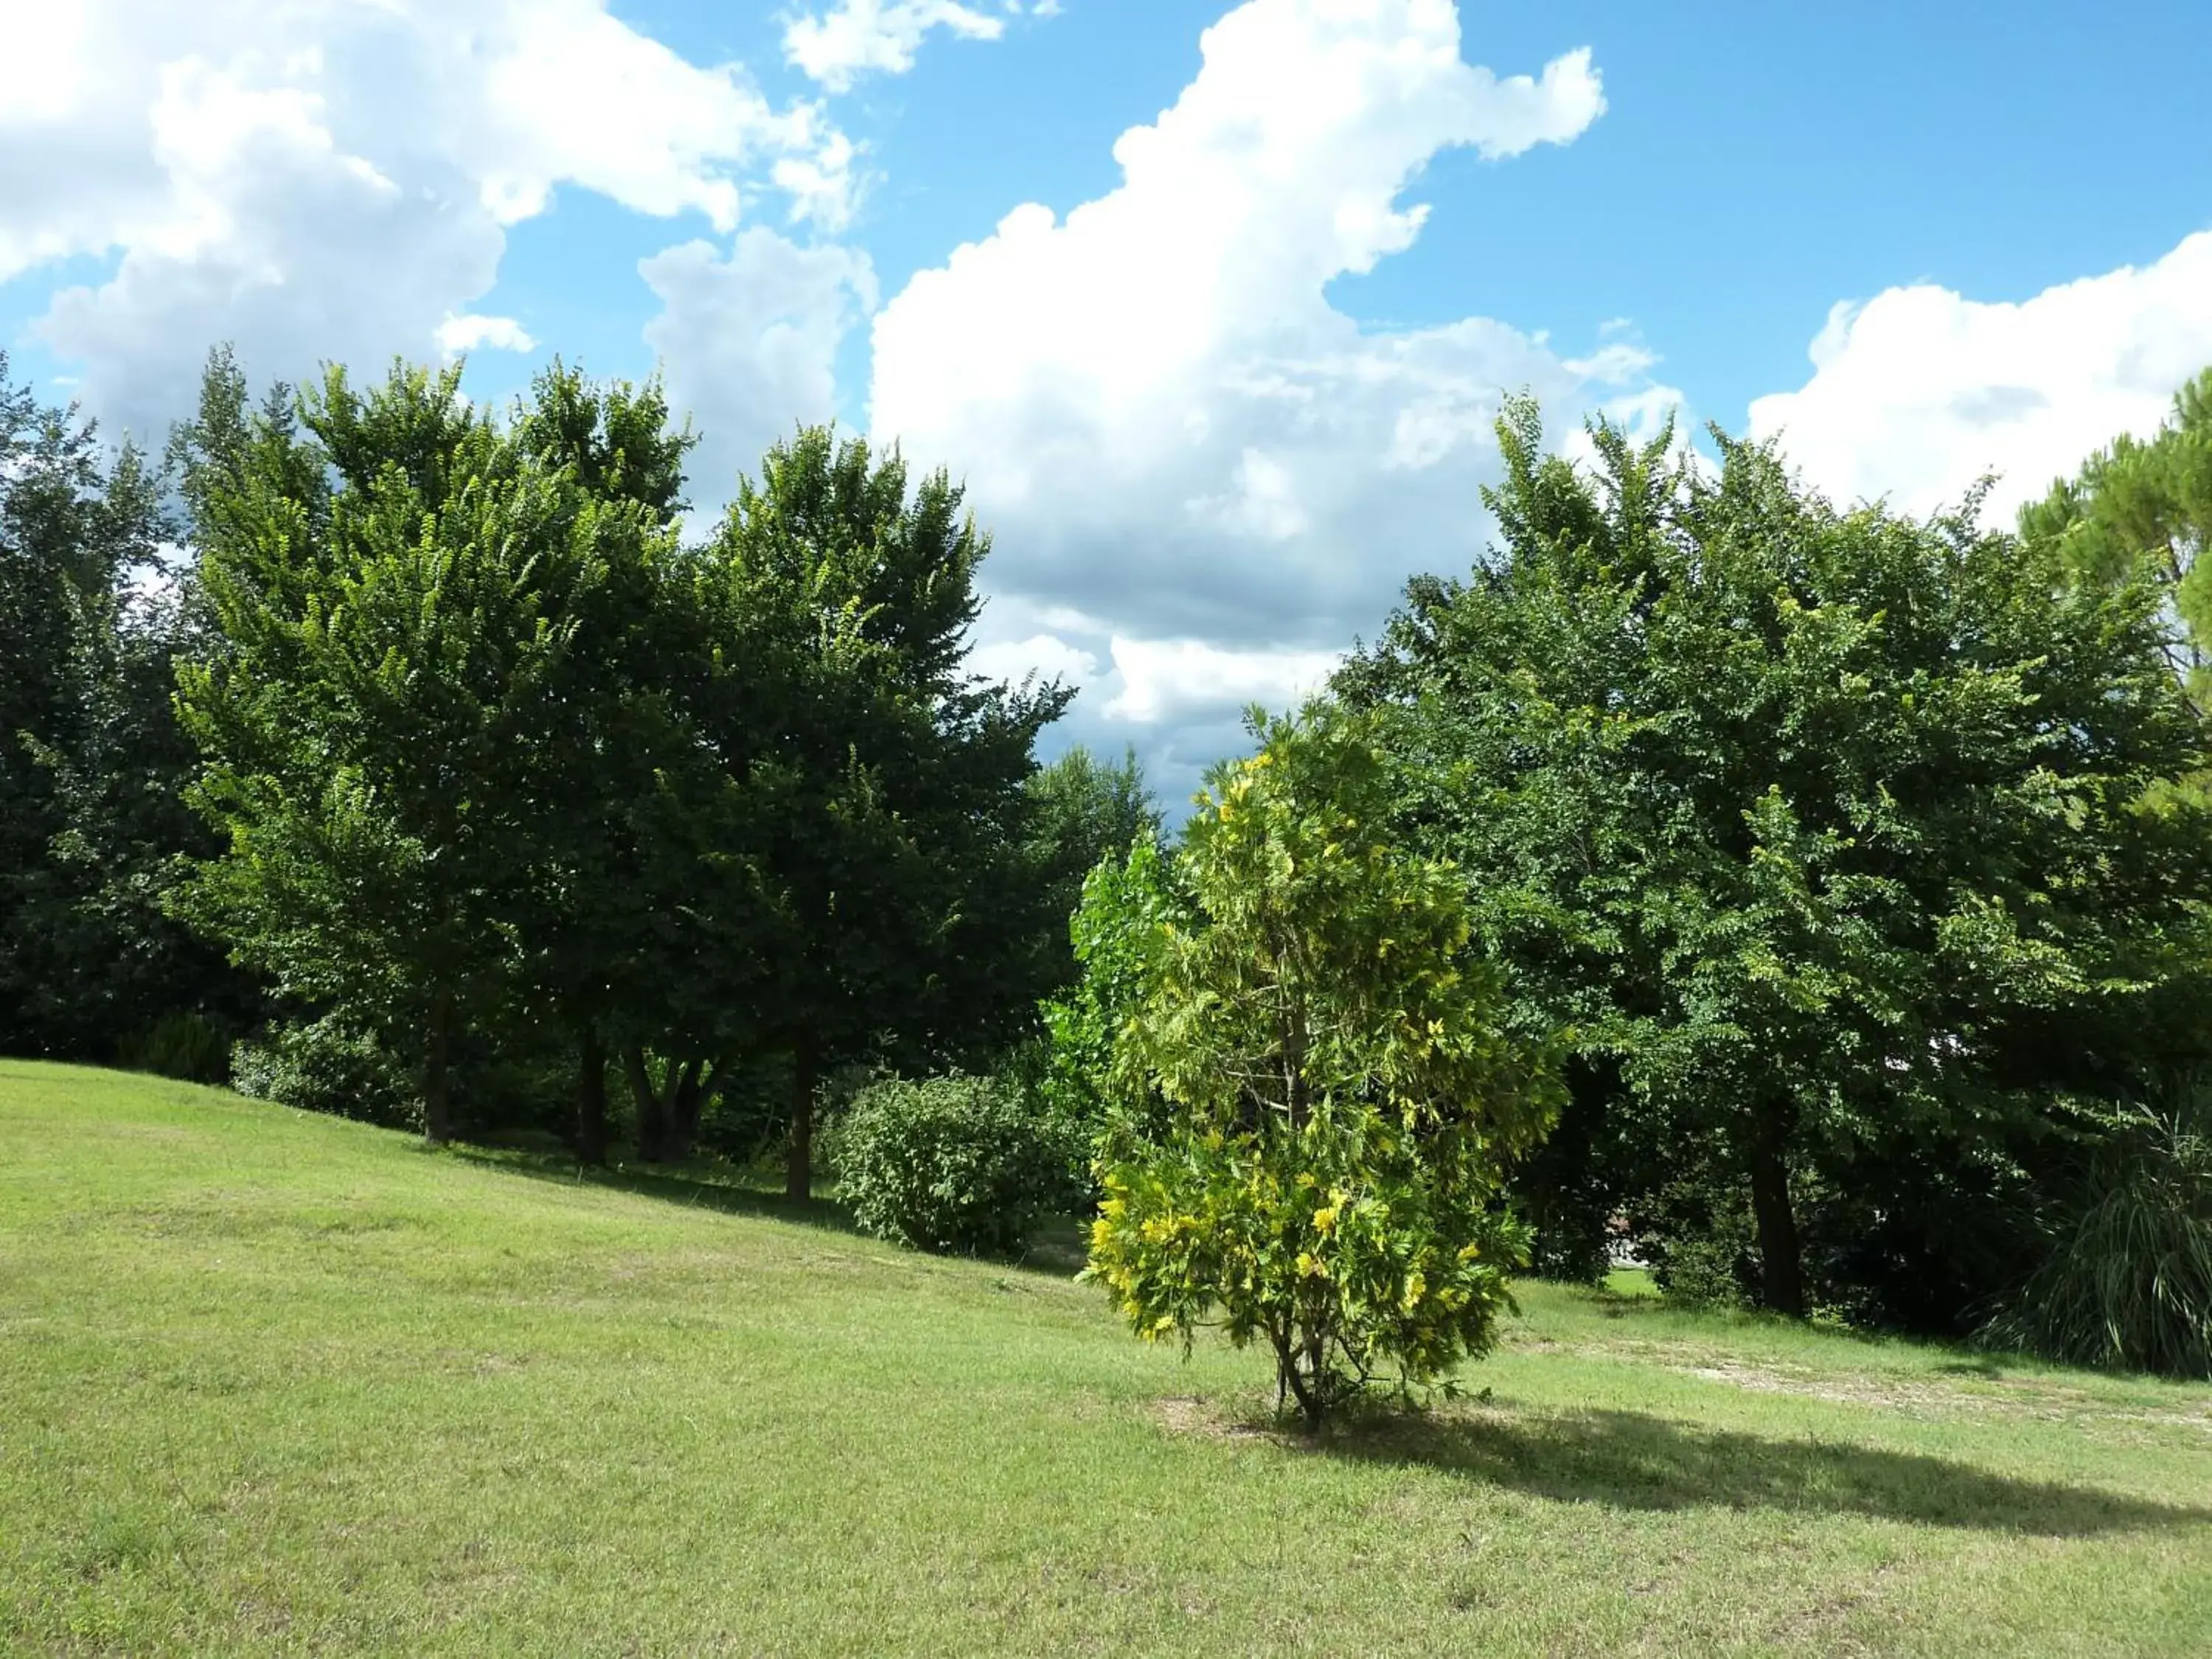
[1086,705,1557,1427]
[174,359,672,1142]
[1341,400,2212,1315]
[699,428,1071,1195]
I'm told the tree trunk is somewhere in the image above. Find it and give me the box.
[574,1019,608,1166]
[623,1046,667,1163]
[785,1037,818,1202]
[662,1057,706,1164]
[1275,1324,1325,1433]
[423,991,456,1146]
[1747,1108,1806,1318]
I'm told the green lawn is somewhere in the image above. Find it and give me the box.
[4,1062,2209,1655]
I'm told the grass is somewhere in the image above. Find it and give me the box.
[4,1062,2211,1655]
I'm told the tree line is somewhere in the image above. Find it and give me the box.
[0,348,1149,1194]
[1062,380,2212,1405]
[5,341,2211,1395]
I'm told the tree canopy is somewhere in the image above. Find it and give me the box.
[1340,399,2212,1315]
[2022,369,2212,704]
[167,353,1072,1168]
[0,352,243,1064]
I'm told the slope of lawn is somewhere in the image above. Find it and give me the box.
[4,1060,2210,1656]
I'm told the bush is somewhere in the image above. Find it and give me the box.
[1040,838,1184,1172]
[231,1013,420,1130]
[116,1011,231,1084]
[1634,1162,1761,1310]
[1085,708,1560,1427]
[1510,1063,1641,1286]
[833,1073,1069,1256]
[1982,1084,2212,1379]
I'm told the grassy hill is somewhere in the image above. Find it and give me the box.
[3,1060,2209,1655]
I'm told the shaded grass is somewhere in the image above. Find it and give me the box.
[1325,1407,2206,1533]
[4,1060,2211,1656]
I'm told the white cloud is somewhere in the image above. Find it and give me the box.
[785,1,1034,93]
[437,313,538,356]
[640,228,879,504]
[964,609,1342,808]
[1102,637,1341,725]
[2,0,856,442]
[1749,230,2212,522]
[968,632,1103,690]
[869,0,1646,686]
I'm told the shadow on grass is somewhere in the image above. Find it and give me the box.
[451,1145,865,1237]
[1015,1215,1092,1279]
[449,1146,1093,1279]
[1320,1405,2210,1536]
[1932,1357,2009,1380]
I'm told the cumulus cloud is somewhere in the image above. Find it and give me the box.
[968,632,1104,692]
[1,0,855,442]
[785,1,1040,93]
[1102,638,1342,725]
[639,228,879,505]
[1749,231,2212,522]
[869,0,1649,782]
[437,314,538,356]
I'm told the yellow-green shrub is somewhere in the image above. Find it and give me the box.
[1084,705,1559,1427]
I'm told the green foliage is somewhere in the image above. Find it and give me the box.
[1040,834,1185,1175]
[834,1072,1069,1256]
[2022,367,2212,706]
[230,1012,422,1130]
[1635,1161,1762,1309]
[116,1012,232,1085]
[164,352,1068,1169]
[1340,397,2212,1321]
[1025,744,1161,992]
[0,350,247,1062]
[1510,1062,1644,1286]
[698,426,1072,1194]
[1086,705,1559,1427]
[1983,1081,2212,1379]
[172,356,680,1139]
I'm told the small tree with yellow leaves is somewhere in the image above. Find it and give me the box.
[1083,703,1559,1429]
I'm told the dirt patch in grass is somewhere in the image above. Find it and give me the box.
[1666,1357,2209,1433]
[1672,1360,1999,1415]
[1150,1395,1301,1447]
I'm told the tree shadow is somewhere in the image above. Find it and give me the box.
[451,1144,866,1237]
[1318,1405,2211,1537]
[1932,1357,2009,1380]
[1012,1214,1092,1279]
[451,1146,1093,1279]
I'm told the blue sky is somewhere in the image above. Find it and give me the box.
[4,0,2209,802]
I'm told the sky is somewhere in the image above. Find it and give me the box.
[4,0,2210,807]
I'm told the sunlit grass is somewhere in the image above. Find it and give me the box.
[4,1060,2209,1655]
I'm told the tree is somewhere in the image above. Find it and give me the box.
[1340,399,2212,1316]
[0,351,240,1061]
[698,427,1071,1196]
[1030,746,1158,929]
[501,362,706,1164]
[1019,744,1162,1010]
[1041,833,1183,1168]
[1085,705,1559,1428]
[173,358,675,1143]
[2021,367,2212,703]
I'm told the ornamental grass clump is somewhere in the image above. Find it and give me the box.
[1983,1079,2212,1379]
[1081,704,1560,1429]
